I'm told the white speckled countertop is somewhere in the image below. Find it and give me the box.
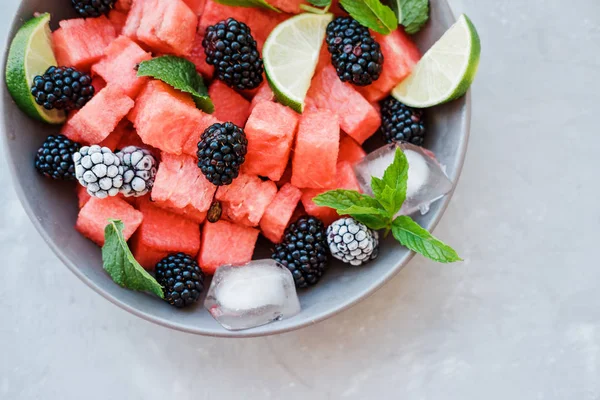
[2,0,600,398]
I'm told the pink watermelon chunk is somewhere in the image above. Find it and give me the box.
[131,199,201,263]
[130,81,203,155]
[198,220,259,275]
[249,81,274,112]
[183,0,206,14]
[306,65,380,144]
[122,0,145,39]
[53,16,117,71]
[208,81,251,127]
[277,162,292,188]
[76,197,143,246]
[92,36,152,99]
[132,243,169,270]
[108,10,128,35]
[216,173,278,227]
[301,161,361,225]
[259,183,302,243]
[243,101,299,181]
[357,30,421,102]
[182,113,223,157]
[92,76,107,93]
[99,120,129,150]
[63,85,134,144]
[151,153,217,223]
[291,110,339,189]
[187,31,214,79]
[338,134,366,165]
[77,185,91,209]
[115,0,133,11]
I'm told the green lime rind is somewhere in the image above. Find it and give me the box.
[5,13,66,124]
[266,72,304,113]
[446,14,480,102]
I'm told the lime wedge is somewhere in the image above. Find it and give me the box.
[263,13,333,113]
[5,13,66,124]
[392,14,481,108]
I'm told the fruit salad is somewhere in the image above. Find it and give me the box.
[5,0,480,330]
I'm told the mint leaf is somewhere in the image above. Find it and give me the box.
[212,0,281,12]
[339,0,398,34]
[102,220,164,298]
[371,148,409,216]
[300,0,331,13]
[388,0,429,34]
[307,0,331,6]
[391,216,462,263]
[137,56,214,114]
[313,189,391,229]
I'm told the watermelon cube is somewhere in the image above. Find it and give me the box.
[291,110,339,189]
[151,153,217,223]
[135,0,198,56]
[115,0,133,11]
[108,10,128,35]
[216,173,278,227]
[338,134,366,165]
[198,220,259,274]
[183,0,206,14]
[116,125,147,150]
[306,65,380,144]
[301,161,361,225]
[208,81,251,127]
[130,81,203,155]
[62,85,134,144]
[52,16,117,71]
[122,0,145,39]
[243,101,299,181]
[76,197,143,246]
[99,120,129,150]
[259,183,302,243]
[187,31,214,79]
[131,199,201,266]
[182,112,223,157]
[92,35,152,99]
[77,185,91,208]
[277,162,292,188]
[131,241,169,270]
[357,30,421,102]
[249,81,274,112]
[92,76,106,93]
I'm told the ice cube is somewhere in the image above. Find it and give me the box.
[354,143,453,216]
[204,260,301,331]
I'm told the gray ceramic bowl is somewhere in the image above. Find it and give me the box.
[1,0,470,337]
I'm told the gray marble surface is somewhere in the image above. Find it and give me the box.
[2,0,600,399]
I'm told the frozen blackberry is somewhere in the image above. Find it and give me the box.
[31,66,95,111]
[71,0,116,17]
[327,217,379,266]
[326,17,384,86]
[197,122,248,186]
[116,146,157,197]
[380,96,426,145]
[203,18,264,90]
[74,145,124,199]
[272,216,329,288]
[34,134,81,180]
[155,253,205,309]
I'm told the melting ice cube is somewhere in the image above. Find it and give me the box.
[204,260,301,331]
[354,143,453,216]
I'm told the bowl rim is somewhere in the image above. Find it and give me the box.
[1,1,469,338]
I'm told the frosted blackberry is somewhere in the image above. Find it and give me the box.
[74,145,124,199]
[197,122,248,186]
[34,134,81,180]
[380,96,426,145]
[327,217,379,266]
[155,253,205,309]
[272,216,329,288]
[203,18,264,90]
[326,17,383,86]
[116,146,157,197]
[31,66,94,111]
[71,0,116,17]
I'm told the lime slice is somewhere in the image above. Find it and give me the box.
[5,13,66,124]
[392,14,481,108]
[263,13,333,113]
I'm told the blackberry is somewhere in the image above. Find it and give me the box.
[203,18,264,90]
[380,96,426,145]
[31,66,94,111]
[74,145,124,199]
[116,146,157,197]
[325,17,384,86]
[197,122,248,186]
[272,216,329,288]
[327,217,379,266]
[71,0,116,17]
[34,135,81,180]
[155,253,205,308]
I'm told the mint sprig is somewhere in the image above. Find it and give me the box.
[388,0,429,34]
[102,220,164,298]
[212,0,281,12]
[137,56,214,114]
[313,148,461,263]
[300,0,332,13]
[339,0,398,35]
